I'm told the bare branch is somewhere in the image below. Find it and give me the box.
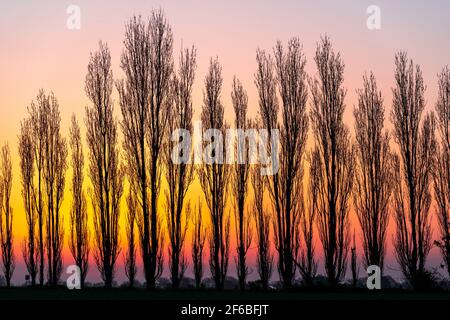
[0,143,15,287]
[85,42,123,288]
[69,114,89,288]
[198,57,230,290]
[391,52,436,288]
[353,72,393,273]
[310,36,354,286]
[432,66,450,278]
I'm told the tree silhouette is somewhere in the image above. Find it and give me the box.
[231,77,252,291]
[255,38,309,289]
[272,38,309,289]
[391,52,436,289]
[353,73,393,273]
[254,48,278,289]
[163,46,196,289]
[28,91,47,286]
[124,192,137,288]
[198,57,230,290]
[310,36,354,286]
[19,119,38,286]
[251,164,273,290]
[297,150,319,287]
[85,42,124,288]
[0,143,15,287]
[42,92,67,286]
[350,232,359,288]
[192,200,206,289]
[6,14,450,292]
[117,11,172,289]
[432,66,450,277]
[69,114,89,288]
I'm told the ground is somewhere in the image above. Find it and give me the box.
[0,287,449,300]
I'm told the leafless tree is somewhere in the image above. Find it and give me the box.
[350,232,359,288]
[42,92,67,286]
[254,48,278,289]
[164,46,196,289]
[297,150,319,287]
[85,42,124,288]
[256,38,308,289]
[198,57,230,290]
[251,165,273,290]
[433,66,450,277]
[353,73,393,273]
[231,77,252,290]
[117,11,172,289]
[310,36,355,286]
[28,91,47,286]
[391,52,436,288]
[273,38,309,289]
[192,200,206,289]
[124,192,137,288]
[0,144,15,287]
[69,114,89,288]
[19,120,38,286]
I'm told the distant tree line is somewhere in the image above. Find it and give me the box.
[0,9,448,291]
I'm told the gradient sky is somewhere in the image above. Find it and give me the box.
[1,0,449,285]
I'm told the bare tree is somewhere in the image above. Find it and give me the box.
[117,11,173,289]
[256,38,308,289]
[231,77,252,290]
[69,114,89,288]
[19,120,38,286]
[310,36,354,286]
[85,42,123,288]
[164,46,196,289]
[433,66,450,277]
[297,150,319,287]
[254,48,278,289]
[353,73,393,273]
[42,92,67,286]
[350,232,359,288]
[391,52,436,288]
[28,91,47,286]
[124,192,137,288]
[198,57,230,290]
[0,144,15,287]
[251,165,273,290]
[192,200,206,289]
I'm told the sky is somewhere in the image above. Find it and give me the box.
[0,0,449,285]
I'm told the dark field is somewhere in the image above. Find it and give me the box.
[0,287,449,300]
